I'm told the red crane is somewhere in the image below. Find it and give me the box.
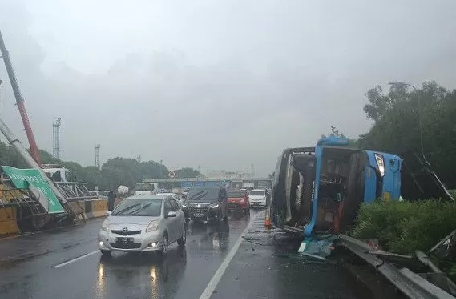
[0,30,42,165]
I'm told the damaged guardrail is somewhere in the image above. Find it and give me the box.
[336,235,456,299]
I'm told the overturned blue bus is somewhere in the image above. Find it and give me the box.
[271,135,452,237]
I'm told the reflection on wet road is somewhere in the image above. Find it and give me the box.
[0,209,365,299]
[95,249,188,299]
[0,210,255,299]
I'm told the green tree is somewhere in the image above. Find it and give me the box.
[39,150,61,164]
[0,141,28,168]
[175,167,201,179]
[101,157,169,190]
[359,81,456,188]
[0,140,174,191]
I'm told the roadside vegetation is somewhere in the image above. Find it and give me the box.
[0,143,201,191]
[356,81,456,189]
[351,201,456,254]
[351,201,456,281]
[351,81,456,280]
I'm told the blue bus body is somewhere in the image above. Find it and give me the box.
[303,137,403,237]
[272,135,452,240]
[272,135,403,237]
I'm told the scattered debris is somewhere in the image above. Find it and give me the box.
[298,235,337,260]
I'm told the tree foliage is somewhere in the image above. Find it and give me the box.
[352,201,456,254]
[174,167,201,179]
[358,81,456,188]
[0,144,175,191]
[0,142,28,168]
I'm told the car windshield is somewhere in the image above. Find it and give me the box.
[228,191,244,198]
[187,188,219,201]
[112,198,162,216]
[250,191,265,196]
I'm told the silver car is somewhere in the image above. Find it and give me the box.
[98,194,186,257]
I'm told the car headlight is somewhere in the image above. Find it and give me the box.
[374,153,385,177]
[210,203,219,208]
[101,220,109,232]
[146,221,159,233]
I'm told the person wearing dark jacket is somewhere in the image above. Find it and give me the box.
[107,191,116,211]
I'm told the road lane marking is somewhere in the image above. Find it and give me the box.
[199,213,260,299]
[53,250,99,268]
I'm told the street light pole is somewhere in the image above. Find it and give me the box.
[388,81,426,162]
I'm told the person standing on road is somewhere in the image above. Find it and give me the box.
[107,190,115,211]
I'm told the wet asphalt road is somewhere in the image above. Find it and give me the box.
[0,210,369,299]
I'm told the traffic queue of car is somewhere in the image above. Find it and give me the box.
[98,186,269,258]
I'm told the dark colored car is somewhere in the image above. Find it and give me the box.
[185,186,228,223]
[227,189,249,214]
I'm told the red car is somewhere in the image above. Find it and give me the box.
[227,189,250,214]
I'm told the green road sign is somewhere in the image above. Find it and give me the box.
[2,166,65,214]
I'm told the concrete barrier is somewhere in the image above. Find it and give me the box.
[90,199,108,218]
[58,198,105,222]
[1,198,109,237]
[67,200,86,221]
[68,198,108,220]
[85,200,92,214]
[0,206,20,236]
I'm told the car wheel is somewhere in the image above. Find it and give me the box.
[159,234,168,257]
[101,250,111,257]
[177,226,186,246]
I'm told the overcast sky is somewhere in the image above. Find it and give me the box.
[1,0,456,176]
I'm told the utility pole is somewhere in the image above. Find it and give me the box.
[52,118,61,159]
[95,144,100,170]
[0,30,41,165]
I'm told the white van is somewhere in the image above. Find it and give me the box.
[248,189,268,207]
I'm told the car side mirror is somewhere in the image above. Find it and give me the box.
[166,211,177,218]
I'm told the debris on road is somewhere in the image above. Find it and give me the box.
[298,235,337,260]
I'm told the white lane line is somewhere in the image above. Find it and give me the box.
[53,250,99,268]
[199,213,260,299]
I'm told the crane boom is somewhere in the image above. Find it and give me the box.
[0,30,41,165]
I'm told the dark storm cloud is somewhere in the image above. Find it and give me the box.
[1,0,456,176]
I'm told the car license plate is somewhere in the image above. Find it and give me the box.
[193,213,204,218]
[116,237,133,243]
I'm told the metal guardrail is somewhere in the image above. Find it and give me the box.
[337,235,455,299]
